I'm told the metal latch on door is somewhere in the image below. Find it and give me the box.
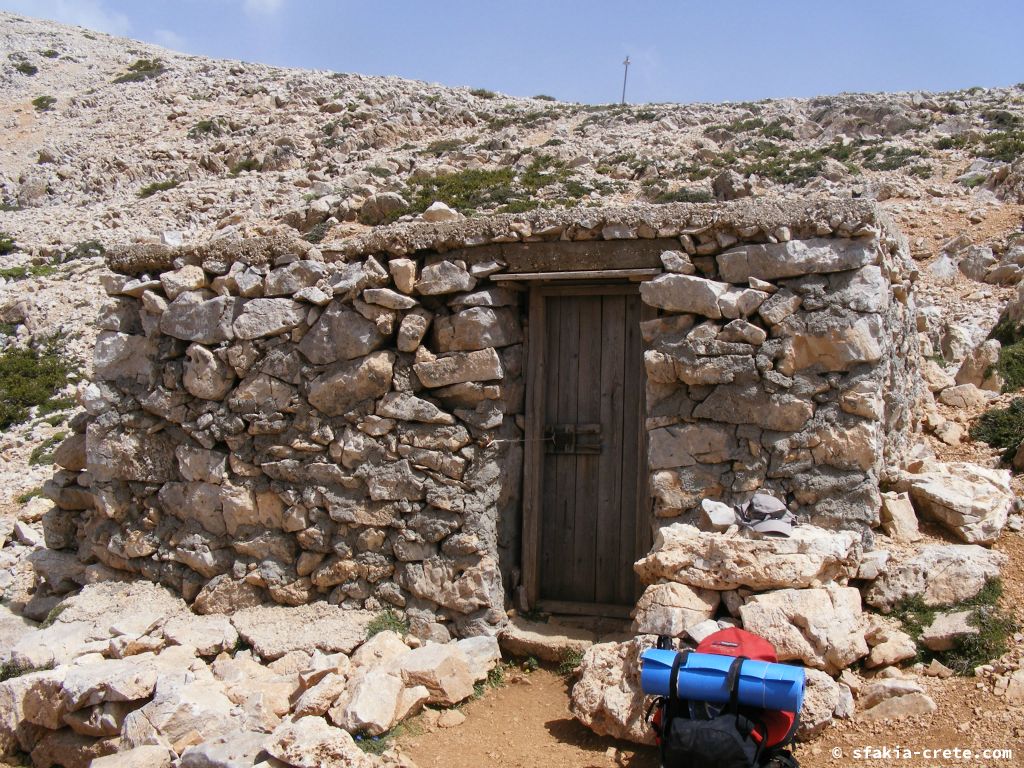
[544,423,602,454]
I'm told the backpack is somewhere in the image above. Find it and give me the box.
[646,628,800,768]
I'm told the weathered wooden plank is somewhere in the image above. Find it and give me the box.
[595,293,627,605]
[535,599,633,620]
[521,286,545,607]
[539,295,561,601]
[571,296,603,603]
[443,239,677,274]
[550,296,581,601]
[617,293,644,605]
[490,268,659,282]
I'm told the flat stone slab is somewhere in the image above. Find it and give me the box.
[498,617,595,663]
[230,604,375,660]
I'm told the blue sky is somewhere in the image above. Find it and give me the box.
[4,0,1024,104]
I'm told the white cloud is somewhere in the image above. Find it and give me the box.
[243,0,283,15]
[1,0,131,36]
[153,28,185,51]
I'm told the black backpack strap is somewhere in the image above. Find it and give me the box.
[725,655,746,710]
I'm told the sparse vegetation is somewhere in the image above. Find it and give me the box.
[29,431,66,466]
[31,95,56,112]
[15,61,38,76]
[188,118,224,138]
[113,58,167,83]
[139,178,179,198]
[40,602,68,628]
[229,157,261,175]
[67,240,105,260]
[0,660,52,682]
[469,88,496,99]
[892,579,1018,675]
[366,609,409,638]
[16,487,44,505]
[0,264,58,280]
[970,397,1024,461]
[303,221,330,244]
[473,662,509,699]
[979,129,1024,163]
[533,94,556,101]
[41,49,59,59]
[0,340,76,429]
[0,232,15,255]
[557,648,585,677]
[648,186,713,204]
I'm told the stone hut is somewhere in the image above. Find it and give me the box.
[46,197,921,640]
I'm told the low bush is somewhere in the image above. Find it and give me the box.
[469,88,496,99]
[230,157,260,175]
[366,609,409,638]
[29,431,66,465]
[15,61,37,76]
[41,49,59,59]
[31,95,56,112]
[0,340,76,429]
[113,58,166,83]
[188,119,224,138]
[303,221,330,244]
[139,178,179,198]
[0,232,15,255]
[970,397,1024,461]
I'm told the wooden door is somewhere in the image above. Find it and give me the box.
[523,284,651,617]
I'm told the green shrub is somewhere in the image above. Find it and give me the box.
[0,264,58,280]
[473,662,508,699]
[188,119,224,138]
[422,137,464,156]
[649,187,713,204]
[16,487,43,504]
[229,157,260,175]
[533,94,556,101]
[469,88,496,99]
[935,135,970,150]
[366,166,392,178]
[892,579,1017,675]
[41,49,59,59]
[970,397,1024,461]
[0,340,76,429]
[139,178,179,198]
[0,232,15,255]
[908,163,933,178]
[29,431,66,465]
[303,221,330,244]
[0,660,52,682]
[981,109,1021,129]
[763,120,796,141]
[31,95,56,112]
[862,146,925,171]
[557,648,585,677]
[366,609,409,638]
[113,58,166,83]
[68,240,105,260]
[15,62,37,76]
[979,130,1024,163]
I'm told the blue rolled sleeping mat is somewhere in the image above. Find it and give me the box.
[640,648,806,713]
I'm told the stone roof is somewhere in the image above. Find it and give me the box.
[105,196,896,276]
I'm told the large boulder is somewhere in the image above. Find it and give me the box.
[716,238,876,284]
[267,716,376,768]
[230,604,374,660]
[634,524,861,591]
[739,585,868,673]
[631,582,720,636]
[863,544,1007,611]
[570,638,656,746]
[902,462,1012,545]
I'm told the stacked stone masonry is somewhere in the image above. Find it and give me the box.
[46,198,922,637]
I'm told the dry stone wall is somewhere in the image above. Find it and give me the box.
[45,198,921,638]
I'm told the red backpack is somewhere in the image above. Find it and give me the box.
[648,628,800,768]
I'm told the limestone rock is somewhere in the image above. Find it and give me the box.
[498,617,595,663]
[866,630,917,668]
[920,610,979,651]
[639,273,730,318]
[904,462,1012,544]
[308,351,395,416]
[863,544,1007,611]
[433,307,522,352]
[398,643,475,706]
[298,302,386,364]
[421,201,461,223]
[717,238,876,283]
[797,668,841,739]
[160,295,237,344]
[416,261,476,295]
[937,383,991,409]
[179,731,269,768]
[631,582,720,636]
[233,298,306,339]
[955,339,1002,391]
[183,345,236,400]
[879,492,921,543]
[193,575,267,615]
[413,348,503,388]
[634,523,861,591]
[569,638,656,746]
[267,716,376,768]
[328,668,406,735]
[739,585,868,673]
[91,745,174,768]
[230,604,374,660]
[859,691,936,721]
[691,384,814,432]
[162,614,239,656]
